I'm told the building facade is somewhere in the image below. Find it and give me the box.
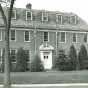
[0,3,88,70]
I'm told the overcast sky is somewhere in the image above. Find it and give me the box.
[14,0,88,23]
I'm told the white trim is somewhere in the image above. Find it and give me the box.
[0,49,2,63]
[26,11,32,20]
[26,50,31,63]
[60,32,66,43]
[42,13,48,21]
[43,32,49,42]
[72,33,77,43]
[70,15,76,23]
[56,14,62,23]
[0,30,2,41]
[10,49,17,63]
[24,31,30,42]
[10,30,16,42]
[11,10,16,19]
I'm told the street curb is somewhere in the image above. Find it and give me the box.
[1,83,88,87]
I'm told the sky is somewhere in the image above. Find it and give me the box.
[14,0,88,23]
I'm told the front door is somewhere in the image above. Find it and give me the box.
[41,51,52,69]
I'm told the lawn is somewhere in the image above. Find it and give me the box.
[0,70,88,84]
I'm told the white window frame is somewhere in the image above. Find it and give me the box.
[83,34,88,43]
[25,50,31,63]
[42,13,48,21]
[11,10,16,19]
[10,30,16,41]
[26,11,33,20]
[70,15,76,23]
[72,33,77,43]
[43,32,49,42]
[60,32,66,43]
[10,49,17,63]
[56,14,62,23]
[24,31,30,42]
[0,30,2,41]
[0,49,2,63]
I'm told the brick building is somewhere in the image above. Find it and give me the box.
[0,3,88,70]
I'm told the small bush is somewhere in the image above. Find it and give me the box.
[15,47,28,72]
[30,54,44,72]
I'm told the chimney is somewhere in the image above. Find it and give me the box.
[26,3,32,9]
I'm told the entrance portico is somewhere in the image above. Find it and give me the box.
[39,44,54,69]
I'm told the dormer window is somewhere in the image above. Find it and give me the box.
[42,13,48,21]
[26,11,32,20]
[11,10,16,19]
[56,14,62,23]
[70,15,76,23]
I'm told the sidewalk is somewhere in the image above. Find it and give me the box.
[1,83,88,88]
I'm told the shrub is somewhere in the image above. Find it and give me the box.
[30,54,44,72]
[57,49,71,71]
[78,44,87,70]
[15,47,28,72]
[69,45,77,70]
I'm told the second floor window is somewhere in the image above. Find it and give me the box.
[11,10,16,19]
[0,49,2,63]
[73,33,77,43]
[43,32,49,42]
[26,11,32,20]
[24,31,30,42]
[56,14,62,23]
[0,30,2,41]
[70,16,76,23]
[10,30,16,41]
[10,50,16,63]
[61,33,66,43]
[84,34,87,43]
[42,13,48,21]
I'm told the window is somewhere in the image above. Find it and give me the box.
[70,15,76,23]
[11,10,16,19]
[10,50,16,63]
[0,30,2,41]
[84,34,87,43]
[10,30,16,41]
[61,33,66,43]
[43,32,49,42]
[24,31,30,42]
[42,13,48,21]
[26,11,32,20]
[56,14,62,23]
[73,33,77,43]
[0,49,2,63]
[25,50,31,63]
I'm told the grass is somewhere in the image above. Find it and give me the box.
[0,70,88,84]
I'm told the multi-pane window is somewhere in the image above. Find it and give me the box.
[61,33,66,43]
[43,32,49,42]
[42,13,48,21]
[56,14,62,23]
[24,31,30,42]
[84,34,87,43]
[11,10,16,19]
[10,50,16,63]
[25,50,31,62]
[70,16,76,23]
[26,11,32,20]
[0,30,1,41]
[73,33,77,43]
[10,30,16,41]
[0,50,2,63]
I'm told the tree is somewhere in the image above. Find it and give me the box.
[15,47,28,72]
[0,0,15,88]
[69,45,77,70]
[78,44,87,70]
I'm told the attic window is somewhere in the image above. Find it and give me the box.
[26,11,32,20]
[42,13,48,21]
[11,10,16,19]
[56,14,62,23]
[70,15,76,23]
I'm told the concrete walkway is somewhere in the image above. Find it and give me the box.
[1,83,88,87]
